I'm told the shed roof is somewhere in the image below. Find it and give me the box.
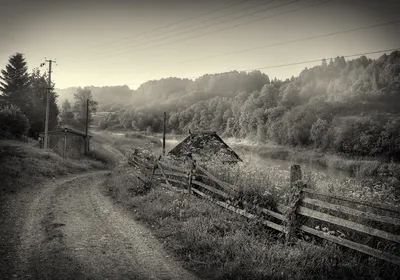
[39,127,92,138]
[167,131,241,163]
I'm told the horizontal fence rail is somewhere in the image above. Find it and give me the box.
[303,188,400,214]
[129,154,400,265]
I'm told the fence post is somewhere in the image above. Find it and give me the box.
[63,135,67,159]
[150,157,158,182]
[188,169,192,196]
[284,164,305,244]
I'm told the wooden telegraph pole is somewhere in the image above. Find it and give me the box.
[43,59,56,149]
[85,98,89,154]
[162,112,166,156]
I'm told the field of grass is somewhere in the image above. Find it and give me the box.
[201,159,400,207]
[103,165,399,280]
[232,142,400,180]
[0,140,107,196]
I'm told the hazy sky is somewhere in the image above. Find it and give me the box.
[0,0,399,89]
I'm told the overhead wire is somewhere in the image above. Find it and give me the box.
[122,0,279,42]
[179,47,400,80]
[130,19,400,72]
[128,0,333,54]
[59,0,311,63]
[56,0,254,58]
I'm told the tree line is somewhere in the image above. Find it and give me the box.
[0,53,98,140]
[100,51,400,161]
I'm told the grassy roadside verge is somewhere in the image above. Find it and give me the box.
[232,142,400,179]
[0,140,109,196]
[102,166,398,280]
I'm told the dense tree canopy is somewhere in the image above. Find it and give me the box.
[99,51,400,160]
[0,54,59,138]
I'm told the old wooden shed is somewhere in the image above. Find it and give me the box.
[167,131,242,164]
[39,127,91,158]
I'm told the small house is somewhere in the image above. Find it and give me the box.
[39,126,91,158]
[167,131,242,164]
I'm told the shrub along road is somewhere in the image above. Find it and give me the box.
[0,170,198,280]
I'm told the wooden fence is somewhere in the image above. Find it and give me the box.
[129,155,400,265]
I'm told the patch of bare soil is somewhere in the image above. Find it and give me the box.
[0,171,198,280]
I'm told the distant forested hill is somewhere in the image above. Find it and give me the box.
[55,85,133,109]
[99,51,400,160]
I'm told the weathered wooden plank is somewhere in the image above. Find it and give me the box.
[131,159,142,167]
[303,188,400,214]
[196,165,238,192]
[160,183,188,194]
[260,207,285,221]
[192,180,229,199]
[191,174,209,181]
[300,225,400,265]
[157,162,172,187]
[298,206,400,244]
[159,161,189,173]
[163,170,188,179]
[167,178,187,186]
[191,187,284,233]
[261,219,286,233]
[302,197,400,227]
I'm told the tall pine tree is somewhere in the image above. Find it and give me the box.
[0,53,31,113]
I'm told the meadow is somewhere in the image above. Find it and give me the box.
[101,133,399,279]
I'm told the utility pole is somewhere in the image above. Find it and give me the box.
[43,59,56,149]
[85,98,89,153]
[162,112,166,156]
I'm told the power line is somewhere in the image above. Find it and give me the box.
[56,0,254,58]
[60,0,333,65]
[130,0,332,54]
[88,47,400,90]
[132,19,400,72]
[179,47,399,80]
[132,0,279,42]
[60,0,311,63]
[116,0,289,51]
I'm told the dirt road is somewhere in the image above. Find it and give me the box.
[0,171,198,280]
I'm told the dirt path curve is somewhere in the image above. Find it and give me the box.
[0,171,199,280]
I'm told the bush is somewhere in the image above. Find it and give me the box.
[0,104,30,138]
[86,148,118,167]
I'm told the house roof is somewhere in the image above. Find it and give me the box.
[167,131,242,163]
[39,127,92,138]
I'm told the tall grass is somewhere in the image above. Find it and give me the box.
[201,157,400,207]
